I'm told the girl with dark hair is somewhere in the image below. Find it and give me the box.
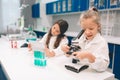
[40,19,69,57]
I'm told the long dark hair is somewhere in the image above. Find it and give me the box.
[46,19,68,48]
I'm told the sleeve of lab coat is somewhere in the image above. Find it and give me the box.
[90,41,109,72]
[52,37,69,56]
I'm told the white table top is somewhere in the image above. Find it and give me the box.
[0,38,114,80]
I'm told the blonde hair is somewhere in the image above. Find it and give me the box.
[80,7,101,33]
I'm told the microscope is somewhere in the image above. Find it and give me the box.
[66,29,84,64]
[65,30,89,73]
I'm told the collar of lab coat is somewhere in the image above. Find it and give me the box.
[81,33,101,44]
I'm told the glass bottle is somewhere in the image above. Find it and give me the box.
[26,26,37,42]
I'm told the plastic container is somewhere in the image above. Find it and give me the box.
[34,50,47,67]
[33,42,46,67]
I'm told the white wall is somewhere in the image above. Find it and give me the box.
[34,0,58,32]
[53,14,81,32]
[0,0,3,33]
[1,0,20,33]
[34,0,81,33]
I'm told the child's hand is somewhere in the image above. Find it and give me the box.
[72,52,86,60]
[61,45,70,53]
[45,47,55,57]
[44,47,49,56]
[72,51,96,63]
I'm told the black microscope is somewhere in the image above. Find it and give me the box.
[65,30,89,73]
[66,29,84,64]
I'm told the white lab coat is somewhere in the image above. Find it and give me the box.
[78,33,109,72]
[39,33,69,56]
